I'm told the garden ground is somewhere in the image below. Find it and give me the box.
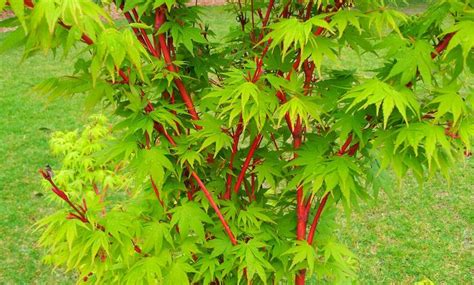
[0,5,472,284]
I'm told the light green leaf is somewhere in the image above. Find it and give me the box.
[170,202,213,240]
[284,241,317,274]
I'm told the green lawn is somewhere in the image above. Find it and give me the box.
[0,33,83,283]
[0,6,472,284]
[339,165,473,283]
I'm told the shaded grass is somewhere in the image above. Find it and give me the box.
[0,33,83,283]
[0,5,472,284]
[200,5,236,41]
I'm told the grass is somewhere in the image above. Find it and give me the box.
[339,164,473,283]
[0,5,473,284]
[0,33,83,283]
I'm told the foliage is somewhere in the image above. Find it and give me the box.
[2,0,473,284]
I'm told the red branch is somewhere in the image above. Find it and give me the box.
[224,119,244,199]
[270,133,280,151]
[295,186,307,285]
[306,193,329,244]
[131,8,159,57]
[154,125,238,245]
[338,134,353,156]
[262,0,275,28]
[233,134,263,194]
[155,8,200,122]
[432,32,455,59]
[123,11,148,48]
[23,0,33,8]
[305,0,314,20]
[293,2,347,283]
[150,177,165,207]
[39,169,88,223]
[191,172,238,245]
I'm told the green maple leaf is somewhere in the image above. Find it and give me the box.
[142,222,173,253]
[325,156,361,198]
[284,241,317,274]
[302,36,338,75]
[445,20,474,62]
[206,238,234,258]
[394,123,454,169]
[276,94,323,130]
[331,9,364,38]
[193,254,220,284]
[264,16,332,58]
[367,8,408,37]
[170,202,213,241]
[253,158,282,190]
[431,89,467,125]
[394,123,427,156]
[234,239,274,284]
[333,112,366,142]
[129,146,174,186]
[125,256,165,284]
[149,107,183,133]
[238,205,275,231]
[343,78,420,128]
[458,117,474,152]
[164,259,196,285]
[323,240,355,264]
[387,40,436,85]
[158,22,206,55]
[195,114,232,157]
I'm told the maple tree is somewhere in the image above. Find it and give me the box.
[2,0,473,283]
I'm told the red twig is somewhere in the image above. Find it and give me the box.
[233,134,263,194]
[155,8,200,123]
[154,124,238,245]
[131,8,159,57]
[305,0,314,20]
[39,169,88,223]
[270,133,280,151]
[281,0,291,18]
[23,0,34,8]
[338,134,353,156]
[250,171,256,200]
[224,118,244,199]
[262,0,275,28]
[150,177,165,207]
[191,172,238,245]
[347,142,359,156]
[431,33,455,59]
[306,193,329,244]
[123,11,148,48]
